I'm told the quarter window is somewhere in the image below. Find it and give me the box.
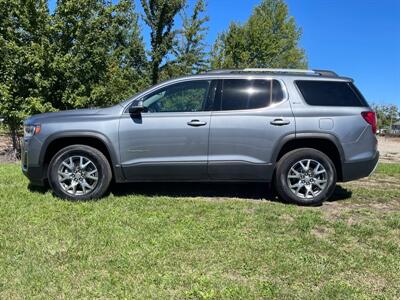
[220,79,284,111]
[295,80,368,107]
[143,80,210,113]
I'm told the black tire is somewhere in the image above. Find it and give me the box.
[48,145,112,200]
[274,148,336,206]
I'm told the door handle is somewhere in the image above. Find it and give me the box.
[187,119,207,127]
[270,118,290,126]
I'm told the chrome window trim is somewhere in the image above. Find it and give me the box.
[123,75,289,114]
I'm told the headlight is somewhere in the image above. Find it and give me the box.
[24,124,41,138]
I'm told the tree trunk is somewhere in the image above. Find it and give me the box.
[151,60,159,85]
[9,124,21,160]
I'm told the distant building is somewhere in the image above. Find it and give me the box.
[391,121,400,134]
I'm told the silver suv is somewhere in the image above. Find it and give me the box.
[22,69,379,205]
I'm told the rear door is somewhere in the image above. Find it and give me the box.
[208,78,295,180]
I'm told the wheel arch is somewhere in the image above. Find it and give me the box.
[272,133,345,181]
[40,131,123,182]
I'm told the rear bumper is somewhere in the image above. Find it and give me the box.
[341,151,379,182]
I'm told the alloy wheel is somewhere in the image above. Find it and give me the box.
[57,155,99,195]
[287,159,328,199]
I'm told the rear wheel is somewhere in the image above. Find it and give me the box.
[274,148,336,205]
[48,145,112,200]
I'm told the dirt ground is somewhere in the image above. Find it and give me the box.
[377,136,400,163]
[0,134,399,163]
[0,134,15,163]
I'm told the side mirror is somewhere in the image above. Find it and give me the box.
[129,99,144,115]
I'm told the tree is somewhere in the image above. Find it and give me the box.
[140,0,186,84]
[0,0,148,154]
[171,0,209,76]
[0,0,54,155]
[51,0,148,109]
[372,103,399,130]
[210,0,307,69]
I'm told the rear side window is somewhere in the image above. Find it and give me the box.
[296,80,368,107]
[220,79,284,111]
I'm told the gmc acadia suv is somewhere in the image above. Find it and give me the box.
[22,68,379,205]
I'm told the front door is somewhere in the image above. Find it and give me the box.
[119,79,213,181]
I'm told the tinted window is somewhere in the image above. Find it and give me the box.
[272,80,284,104]
[296,80,368,107]
[220,79,283,111]
[143,80,210,112]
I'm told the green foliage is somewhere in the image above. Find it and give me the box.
[0,0,148,151]
[0,0,54,151]
[51,0,148,109]
[141,0,186,84]
[170,0,209,76]
[210,0,307,69]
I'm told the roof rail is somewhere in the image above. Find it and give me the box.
[205,68,338,77]
[205,69,240,74]
[243,68,316,74]
[312,69,338,77]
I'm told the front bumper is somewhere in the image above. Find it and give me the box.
[341,151,379,182]
[21,138,46,186]
[22,165,46,186]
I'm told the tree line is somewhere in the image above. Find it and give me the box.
[0,0,306,152]
[371,104,400,131]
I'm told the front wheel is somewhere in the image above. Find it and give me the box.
[274,148,337,205]
[48,145,112,200]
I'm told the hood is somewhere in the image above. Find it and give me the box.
[25,108,102,125]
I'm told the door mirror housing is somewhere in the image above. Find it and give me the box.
[129,99,144,115]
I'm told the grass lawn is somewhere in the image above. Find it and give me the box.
[0,163,399,299]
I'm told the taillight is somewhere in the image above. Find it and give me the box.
[361,111,377,134]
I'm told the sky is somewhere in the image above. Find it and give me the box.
[49,0,400,106]
[192,0,400,106]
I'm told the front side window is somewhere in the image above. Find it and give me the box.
[220,79,284,111]
[143,80,210,113]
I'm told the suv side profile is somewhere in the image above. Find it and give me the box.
[22,68,379,205]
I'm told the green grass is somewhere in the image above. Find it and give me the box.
[376,163,400,177]
[0,163,399,299]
